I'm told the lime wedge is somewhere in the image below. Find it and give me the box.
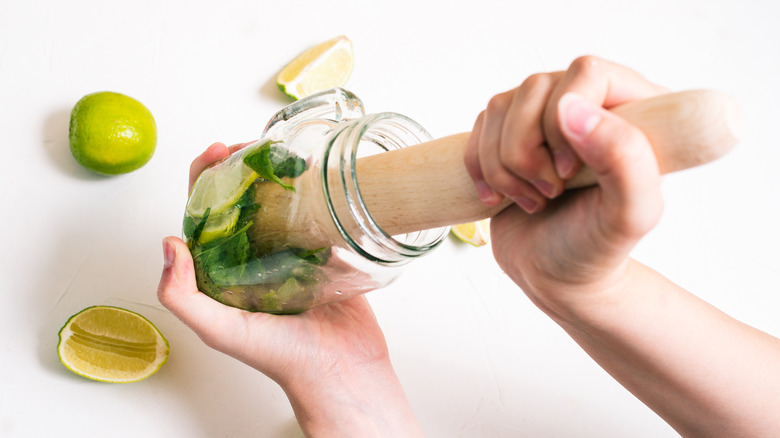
[57,306,169,383]
[186,151,258,217]
[277,35,354,100]
[198,207,240,244]
[451,219,490,247]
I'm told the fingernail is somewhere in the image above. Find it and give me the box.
[513,196,539,213]
[532,179,556,198]
[475,180,495,203]
[553,149,574,178]
[560,92,601,138]
[163,238,176,268]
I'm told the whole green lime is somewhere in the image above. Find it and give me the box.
[69,91,156,175]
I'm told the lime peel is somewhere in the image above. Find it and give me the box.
[69,91,156,175]
[57,306,169,383]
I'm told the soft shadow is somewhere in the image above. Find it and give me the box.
[259,71,295,106]
[34,215,105,378]
[41,108,111,181]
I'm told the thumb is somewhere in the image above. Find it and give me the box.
[158,236,200,312]
[158,236,246,349]
[557,92,663,243]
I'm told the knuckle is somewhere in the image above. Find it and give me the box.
[568,55,603,78]
[486,91,513,114]
[482,167,515,192]
[156,287,171,308]
[520,72,556,92]
[156,285,179,317]
[499,145,537,177]
[474,110,486,125]
[470,110,486,134]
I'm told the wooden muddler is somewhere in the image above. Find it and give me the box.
[251,90,742,250]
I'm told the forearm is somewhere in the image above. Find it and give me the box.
[280,357,424,438]
[544,259,780,437]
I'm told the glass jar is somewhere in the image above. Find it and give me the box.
[183,88,449,314]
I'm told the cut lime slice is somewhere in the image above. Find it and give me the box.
[277,35,354,100]
[57,306,169,383]
[451,219,490,247]
[186,151,258,217]
[198,207,240,244]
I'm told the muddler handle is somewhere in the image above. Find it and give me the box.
[356,89,743,235]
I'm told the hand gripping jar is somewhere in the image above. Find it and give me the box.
[183,88,449,314]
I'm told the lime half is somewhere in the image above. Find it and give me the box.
[57,306,169,383]
[186,151,258,217]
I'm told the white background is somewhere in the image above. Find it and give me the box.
[2,0,779,436]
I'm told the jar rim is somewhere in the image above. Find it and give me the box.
[322,112,449,264]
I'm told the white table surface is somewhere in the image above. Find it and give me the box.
[3,0,779,436]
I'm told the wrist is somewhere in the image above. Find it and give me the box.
[520,258,638,328]
[280,356,424,437]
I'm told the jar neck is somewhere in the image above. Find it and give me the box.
[322,113,447,265]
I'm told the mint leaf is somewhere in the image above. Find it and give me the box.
[184,207,211,247]
[193,222,252,285]
[270,147,307,179]
[234,184,259,229]
[242,141,307,192]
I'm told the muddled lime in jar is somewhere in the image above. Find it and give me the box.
[184,140,330,313]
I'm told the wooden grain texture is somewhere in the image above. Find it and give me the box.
[360,89,742,235]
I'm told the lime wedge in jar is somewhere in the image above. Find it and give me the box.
[197,207,241,244]
[186,151,258,218]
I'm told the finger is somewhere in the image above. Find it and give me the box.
[158,236,258,353]
[189,142,230,193]
[499,73,563,201]
[557,92,663,246]
[227,140,257,155]
[478,89,548,212]
[475,90,516,206]
[544,56,669,179]
[464,111,501,205]
[158,236,229,330]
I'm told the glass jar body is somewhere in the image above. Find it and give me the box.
[183,89,447,313]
